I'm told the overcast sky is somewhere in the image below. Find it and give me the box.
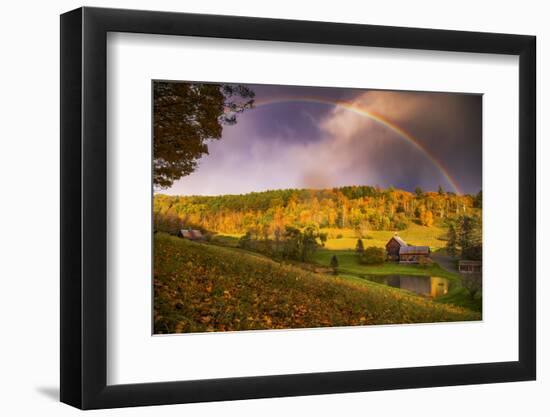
[163,83,482,196]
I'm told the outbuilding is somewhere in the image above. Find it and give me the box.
[398,245,431,264]
[178,229,205,241]
[385,234,431,264]
[385,235,408,261]
[458,260,482,273]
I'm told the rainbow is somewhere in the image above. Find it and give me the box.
[251,97,462,195]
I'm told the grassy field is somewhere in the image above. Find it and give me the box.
[312,249,459,281]
[210,233,241,247]
[154,233,480,334]
[312,248,482,312]
[435,288,482,312]
[322,223,447,251]
[213,224,481,312]
[213,223,447,252]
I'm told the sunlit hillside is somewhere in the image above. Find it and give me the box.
[154,234,480,334]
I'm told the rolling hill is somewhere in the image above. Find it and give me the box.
[154,233,480,334]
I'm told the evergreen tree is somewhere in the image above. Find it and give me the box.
[446,222,458,257]
[474,190,483,208]
[458,215,482,260]
[330,255,339,275]
[355,239,365,254]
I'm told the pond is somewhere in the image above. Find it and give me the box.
[364,274,450,297]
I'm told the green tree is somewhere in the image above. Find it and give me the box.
[153,82,255,188]
[280,226,323,262]
[319,232,328,247]
[446,222,458,257]
[415,186,424,197]
[474,190,483,208]
[330,255,339,275]
[301,226,319,262]
[360,247,386,265]
[282,226,302,260]
[457,215,482,260]
[438,185,445,195]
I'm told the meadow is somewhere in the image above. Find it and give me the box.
[320,223,447,250]
[154,233,480,334]
[211,223,482,313]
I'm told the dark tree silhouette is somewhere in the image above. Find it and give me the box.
[355,239,365,254]
[473,190,483,208]
[458,215,482,261]
[446,222,458,257]
[446,214,482,260]
[330,255,339,275]
[153,82,255,188]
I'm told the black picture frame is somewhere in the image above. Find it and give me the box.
[60,6,536,410]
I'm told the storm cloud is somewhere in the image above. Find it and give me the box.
[164,84,482,196]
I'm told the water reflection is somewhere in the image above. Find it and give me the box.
[365,274,449,297]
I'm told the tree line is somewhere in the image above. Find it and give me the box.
[154,186,482,237]
[239,225,327,263]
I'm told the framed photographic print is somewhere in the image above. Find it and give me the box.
[60,7,536,410]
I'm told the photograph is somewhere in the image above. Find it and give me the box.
[152,81,483,334]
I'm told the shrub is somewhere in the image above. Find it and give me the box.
[417,256,434,267]
[393,220,409,231]
[360,247,386,265]
[153,211,185,235]
[461,274,482,299]
[238,231,255,250]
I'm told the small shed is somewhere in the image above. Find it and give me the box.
[385,235,408,261]
[458,260,482,273]
[399,246,430,264]
[178,229,205,241]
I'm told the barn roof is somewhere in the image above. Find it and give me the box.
[388,235,407,247]
[179,229,203,239]
[399,246,430,255]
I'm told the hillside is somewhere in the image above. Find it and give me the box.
[154,233,480,334]
[154,185,482,239]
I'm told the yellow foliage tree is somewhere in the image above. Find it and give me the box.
[420,210,434,227]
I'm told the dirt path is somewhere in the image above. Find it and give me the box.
[432,252,459,274]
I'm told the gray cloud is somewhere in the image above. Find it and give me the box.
[165,86,481,196]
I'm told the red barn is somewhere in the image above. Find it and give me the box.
[398,246,430,263]
[385,234,430,263]
[385,235,408,261]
